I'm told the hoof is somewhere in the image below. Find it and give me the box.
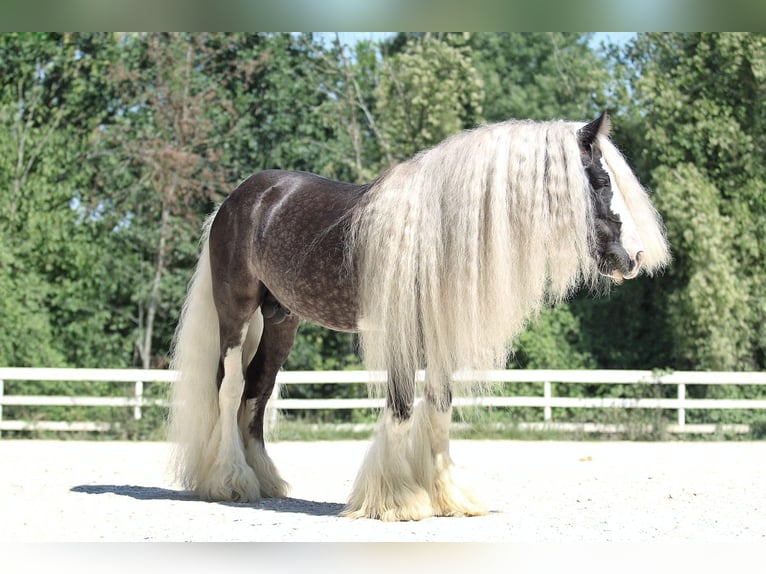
[431,485,488,517]
[430,458,487,517]
[342,487,433,521]
[258,475,290,499]
[199,460,261,503]
[245,441,290,498]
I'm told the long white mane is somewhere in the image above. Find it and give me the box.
[351,119,669,390]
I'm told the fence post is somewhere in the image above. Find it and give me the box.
[543,380,552,423]
[134,380,143,420]
[677,382,685,428]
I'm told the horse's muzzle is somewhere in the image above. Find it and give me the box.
[601,246,644,282]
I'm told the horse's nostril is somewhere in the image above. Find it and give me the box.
[628,251,644,272]
[605,244,631,273]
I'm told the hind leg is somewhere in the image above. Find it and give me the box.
[410,372,486,516]
[198,311,261,503]
[240,313,300,498]
[343,371,433,521]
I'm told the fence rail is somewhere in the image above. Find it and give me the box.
[1,368,765,436]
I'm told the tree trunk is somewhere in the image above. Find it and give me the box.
[140,202,170,369]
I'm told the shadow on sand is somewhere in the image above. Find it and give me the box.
[70,484,345,517]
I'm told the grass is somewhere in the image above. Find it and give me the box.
[266,418,761,442]
[2,407,763,442]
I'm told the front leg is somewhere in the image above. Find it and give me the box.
[409,374,487,517]
[343,371,433,521]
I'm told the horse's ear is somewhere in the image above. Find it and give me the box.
[578,112,611,149]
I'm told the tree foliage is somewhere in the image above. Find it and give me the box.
[92,33,245,368]
[0,32,132,368]
[375,33,484,158]
[466,32,610,122]
[627,32,766,370]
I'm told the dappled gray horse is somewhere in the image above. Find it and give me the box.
[169,113,670,521]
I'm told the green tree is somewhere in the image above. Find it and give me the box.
[466,32,610,123]
[93,33,246,368]
[375,33,484,159]
[0,32,133,368]
[312,34,392,182]
[628,32,766,370]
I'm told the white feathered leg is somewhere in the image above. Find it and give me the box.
[343,410,433,521]
[198,344,261,502]
[410,401,487,517]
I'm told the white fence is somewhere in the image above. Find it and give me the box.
[1,367,765,435]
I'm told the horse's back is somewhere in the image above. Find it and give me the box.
[234,169,368,199]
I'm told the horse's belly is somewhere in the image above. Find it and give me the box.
[257,236,360,331]
[291,303,359,333]
[263,273,360,333]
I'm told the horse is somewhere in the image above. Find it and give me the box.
[168,112,670,521]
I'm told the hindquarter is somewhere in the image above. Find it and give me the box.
[210,170,367,333]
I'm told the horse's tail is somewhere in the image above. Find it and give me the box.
[167,210,266,492]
